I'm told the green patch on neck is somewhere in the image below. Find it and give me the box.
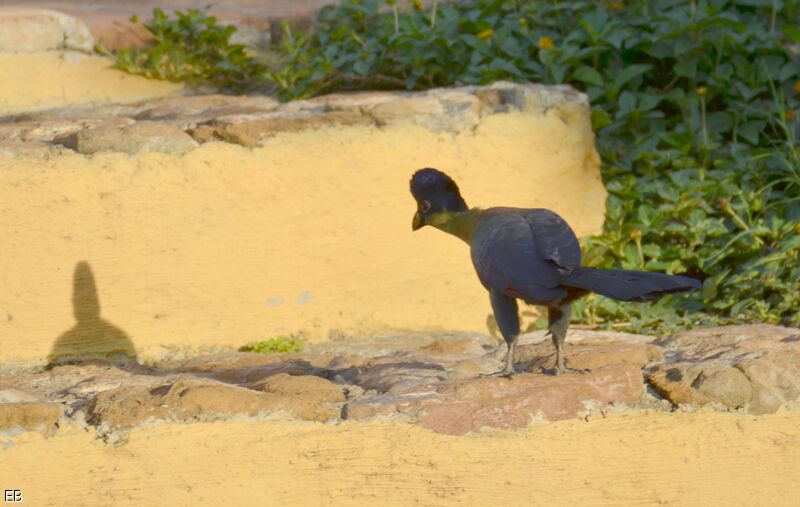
[427,208,482,243]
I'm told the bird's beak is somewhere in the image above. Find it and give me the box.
[412,211,424,231]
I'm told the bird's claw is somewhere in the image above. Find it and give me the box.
[480,366,516,379]
[544,366,589,376]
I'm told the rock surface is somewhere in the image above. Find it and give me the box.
[0,82,590,155]
[72,120,199,154]
[0,401,62,432]
[0,7,93,53]
[2,325,799,435]
[647,325,800,413]
[346,364,644,435]
[87,376,342,429]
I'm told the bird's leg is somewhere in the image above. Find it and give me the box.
[488,290,520,378]
[501,334,518,377]
[547,304,586,375]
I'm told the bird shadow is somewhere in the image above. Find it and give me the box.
[47,261,137,368]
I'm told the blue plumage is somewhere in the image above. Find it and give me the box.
[409,168,701,376]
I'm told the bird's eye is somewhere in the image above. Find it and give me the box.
[420,200,431,212]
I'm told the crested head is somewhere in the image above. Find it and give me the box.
[409,167,470,233]
[409,168,468,213]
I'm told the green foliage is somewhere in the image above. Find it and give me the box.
[98,9,266,91]
[239,336,304,354]
[270,0,800,332]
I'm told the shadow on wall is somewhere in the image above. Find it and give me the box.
[47,261,137,367]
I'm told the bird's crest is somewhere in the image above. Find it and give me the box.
[410,168,463,202]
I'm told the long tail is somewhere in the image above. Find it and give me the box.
[562,267,701,302]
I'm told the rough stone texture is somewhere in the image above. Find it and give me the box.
[204,110,375,147]
[174,352,353,386]
[2,326,800,435]
[647,325,800,413]
[0,8,93,53]
[0,387,43,403]
[264,82,586,140]
[0,81,591,154]
[0,402,62,431]
[88,378,263,428]
[354,356,450,394]
[87,376,341,429]
[346,364,644,435]
[0,118,124,143]
[0,140,66,159]
[132,94,280,128]
[250,373,345,421]
[73,120,199,154]
[517,341,662,373]
[648,363,753,409]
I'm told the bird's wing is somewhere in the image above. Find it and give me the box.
[522,209,582,271]
[470,209,567,303]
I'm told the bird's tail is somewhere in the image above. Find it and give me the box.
[561,267,701,302]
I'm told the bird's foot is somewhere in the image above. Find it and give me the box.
[480,365,516,379]
[542,366,590,376]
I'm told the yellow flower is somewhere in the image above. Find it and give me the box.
[411,0,423,11]
[696,86,707,96]
[538,35,554,50]
[787,110,797,121]
[794,80,800,94]
[611,1,625,10]
[477,28,495,40]
[519,18,528,26]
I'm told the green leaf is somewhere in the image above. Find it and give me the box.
[549,63,567,83]
[573,65,603,86]
[642,243,662,258]
[785,25,800,44]
[592,108,611,130]
[707,111,733,134]
[618,91,636,114]
[674,56,699,78]
[352,58,370,75]
[612,64,652,91]
[739,120,766,144]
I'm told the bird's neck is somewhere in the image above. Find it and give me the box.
[427,208,482,243]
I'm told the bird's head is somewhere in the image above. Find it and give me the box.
[409,168,468,231]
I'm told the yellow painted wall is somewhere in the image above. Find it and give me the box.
[2,412,799,506]
[0,51,181,115]
[0,110,606,363]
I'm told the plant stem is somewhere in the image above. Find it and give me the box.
[700,96,708,147]
[769,0,777,35]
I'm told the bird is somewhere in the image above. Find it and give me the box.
[409,167,701,377]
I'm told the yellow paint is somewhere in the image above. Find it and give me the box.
[0,51,181,115]
[1,411,798,505]
[0,110,605,363]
